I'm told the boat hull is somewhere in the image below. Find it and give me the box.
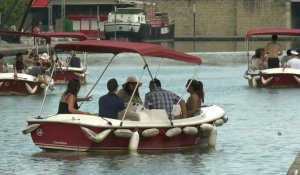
[53,67,87,84]
[25,105,227,151]
[104,23,175,42]
[245,68,300,88]
[0,73,45,95]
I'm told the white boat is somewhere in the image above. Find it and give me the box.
[23,40,228,151]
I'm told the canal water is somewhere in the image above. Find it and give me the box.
[1,42,300,174]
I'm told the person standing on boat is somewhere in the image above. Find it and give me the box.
[99,78,125,119]
[185,79,204,117]
[144,78,187,119]
[117,76,143,104]
[58,79,91,115]
[15,52,24,73]
[265,35,283,68]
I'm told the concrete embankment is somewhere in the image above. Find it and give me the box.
[0,40,248,65]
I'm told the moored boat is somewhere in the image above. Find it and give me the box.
[23,40,228,151]
[244,28,300,88]
[104,4,175,42]
[0,30,54,95]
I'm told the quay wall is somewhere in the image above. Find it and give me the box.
[153,0,289,37]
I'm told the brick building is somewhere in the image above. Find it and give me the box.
[30,0,300,38]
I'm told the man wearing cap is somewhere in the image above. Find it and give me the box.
[99,78,125,119]
[283,49,300,69]
[144,78,187,119]
[117,76,143,104]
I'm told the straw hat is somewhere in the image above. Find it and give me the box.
[291,50,299,56]
[40,53,49,60]
[122,76,142,88]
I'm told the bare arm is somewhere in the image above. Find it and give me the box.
[179,99,187,118]
[67,95,90,114]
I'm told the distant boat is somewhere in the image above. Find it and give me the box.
[104,6,175,42]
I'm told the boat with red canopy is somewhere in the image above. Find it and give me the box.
[244,28,300,88]
[0,30,54,95]
[41,32,88,84]
[23,40,228,151]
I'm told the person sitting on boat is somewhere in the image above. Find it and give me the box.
[98,78,125,119]
[117,76,143,105]
[25,50,42,73]
[283,49,300,69]
[250,48,268,70]
[185,79,204,117]
[265,35,283,68]
[67,50,81,68]
[144,78,187,119]
[58,79,91,115]
[281,49,293,66]
[28,62,52,87]
[0,54,7,73]
[15,52,24,73]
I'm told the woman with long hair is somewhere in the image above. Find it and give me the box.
[57,79,91,114]
[185,79,204,117]
[117,76,143,104]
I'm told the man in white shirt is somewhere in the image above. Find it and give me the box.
[284,50,300,69]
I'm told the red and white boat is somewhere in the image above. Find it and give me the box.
[41,32,88,84]
[244,28,300,88]
[23,40,228,151]
[0,30,54,95]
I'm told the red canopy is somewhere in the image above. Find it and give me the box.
[54,40,202,64]
[32,0,48,8]
[246,28,300,38]
[41,32,88,41]
[0,30,50,40]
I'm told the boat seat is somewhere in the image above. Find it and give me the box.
[118,111,140,121]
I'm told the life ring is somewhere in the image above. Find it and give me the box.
[262,76,273,85]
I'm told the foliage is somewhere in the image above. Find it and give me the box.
[0,0,28,27]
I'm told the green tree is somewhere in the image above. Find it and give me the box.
[0,0,28,28]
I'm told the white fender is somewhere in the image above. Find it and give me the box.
[262,76,273,85]
[222,115,229,123]
[252,76,257,88]
[214,119,224,127]
[25,83,37,94]
[183,126,198,136]
[81,127,112,142]
[129,131,140,151]
[0,81,3,88]
[165,127,182,137]
[74,72,85,78]
[208,126,217,147]
[293,76,300,84]
[40,83,46,88]
[244,74,251,80]
[22,124,40,134]
[114,129,133,138]
[199,123,213,132]
[142,128,160,137]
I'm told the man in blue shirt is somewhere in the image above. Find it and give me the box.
[144,78,186,119]
[99,79,125,119]
[68,50,81,68]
